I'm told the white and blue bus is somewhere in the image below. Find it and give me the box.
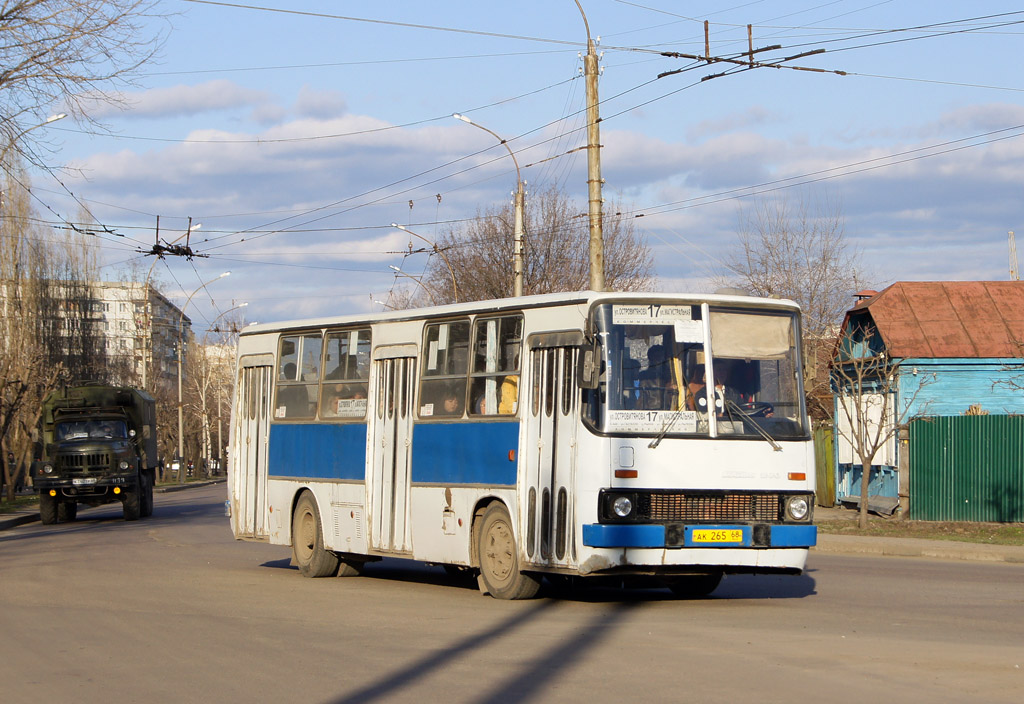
[227,291,816,599]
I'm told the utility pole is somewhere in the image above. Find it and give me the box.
[1010,231,1020,281]
[576,1,605,292]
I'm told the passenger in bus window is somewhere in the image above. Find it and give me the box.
[277,363,310,417]
[438,385,463,416]
[639,344,678,410]
[499,374,518,414]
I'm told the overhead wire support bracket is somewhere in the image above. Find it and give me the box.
[658,20,846,80]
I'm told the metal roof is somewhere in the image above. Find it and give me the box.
[848,281,1024,358]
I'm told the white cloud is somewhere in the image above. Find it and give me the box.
[77,80,273,119]
[294,86,347,120]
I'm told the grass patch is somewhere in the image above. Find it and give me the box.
[0,494,39,514]
[817,518,1024,546]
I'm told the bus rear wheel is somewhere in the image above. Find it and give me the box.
[476,503,539,600]
[292,492,340,578]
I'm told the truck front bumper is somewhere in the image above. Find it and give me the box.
[35,473,139,497]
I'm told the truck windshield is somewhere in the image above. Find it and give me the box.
[57,420,128,441]
[584,302,808,440]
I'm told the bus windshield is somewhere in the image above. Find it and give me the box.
[586,302,808,440]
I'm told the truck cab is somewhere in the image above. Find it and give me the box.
[34,384,158,524]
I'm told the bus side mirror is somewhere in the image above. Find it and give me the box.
[577,342,599,389]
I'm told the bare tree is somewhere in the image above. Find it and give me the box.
[405,185,654,306]
[832,322,933,528]
[1,0,165,166]
[720,194,866,420]
[0,163,109,498]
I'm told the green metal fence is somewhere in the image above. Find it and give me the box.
[814,425,835,507]
[909,416,1024,522]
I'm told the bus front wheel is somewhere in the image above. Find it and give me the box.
[292,492,340,578]
[667,571,723,598]
[476,503,540,600]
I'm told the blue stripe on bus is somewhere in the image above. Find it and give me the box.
[582,523,817,548]
[582,524,666,548]
[770,524,817,547]
[268,423,367,481]
[411,421,520,486]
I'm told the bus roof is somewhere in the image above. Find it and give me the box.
[239,290,801,337]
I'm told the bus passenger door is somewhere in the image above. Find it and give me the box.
[523,345,579,569]
[233,361,272,539]
[369,356,415,553]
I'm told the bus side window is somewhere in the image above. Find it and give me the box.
[469,315,522,417]
[319,329,371,420]
[419,319,470,418]
[275,333,320,420]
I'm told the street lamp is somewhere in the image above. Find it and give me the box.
[391,223,459,303]
[208,301,249,336]
[177,271,230,484]
[204,301,247,479]
[389,265,439,306]
[452,114,525,297]
[0,113,66,165]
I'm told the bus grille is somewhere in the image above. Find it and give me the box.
[639,493,782,522]
[58,453,110,473]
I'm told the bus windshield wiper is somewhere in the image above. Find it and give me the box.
[648,404,688,449]
[724,399,782,451]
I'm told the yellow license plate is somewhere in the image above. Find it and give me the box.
[691,529,743,544]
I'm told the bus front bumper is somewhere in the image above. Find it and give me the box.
[582,523,817,549]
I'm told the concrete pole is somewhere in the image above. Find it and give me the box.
[584,38,604,292]
[575,1,604,291]
[513,181,525,297]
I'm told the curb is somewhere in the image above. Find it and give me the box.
[815,533,1024,564]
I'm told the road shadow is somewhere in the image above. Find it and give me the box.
[325,598,640,704]
[259,556,817,601]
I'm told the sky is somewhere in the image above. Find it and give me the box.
[20,1,1024,333]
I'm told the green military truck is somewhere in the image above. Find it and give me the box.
[34,384,158,524]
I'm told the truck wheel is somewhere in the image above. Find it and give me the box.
[476,503,540,600]
[140,470,154,517]
[58,502,77,522]
[291,492,340,578]
[40,492,58,525]
[122,487,141,521]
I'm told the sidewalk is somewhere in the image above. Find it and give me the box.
[813,504,1024,564]
[0,479,225,532]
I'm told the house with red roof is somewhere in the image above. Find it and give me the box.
[831,281,1024,519]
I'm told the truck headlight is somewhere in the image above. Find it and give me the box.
[119,460,129,470]
[786,496,810,521]
[42,464,54,475]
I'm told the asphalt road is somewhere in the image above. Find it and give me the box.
[1,484,1021,704]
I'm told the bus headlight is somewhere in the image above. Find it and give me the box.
[612,496,633,518]
[786,496,810,521]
